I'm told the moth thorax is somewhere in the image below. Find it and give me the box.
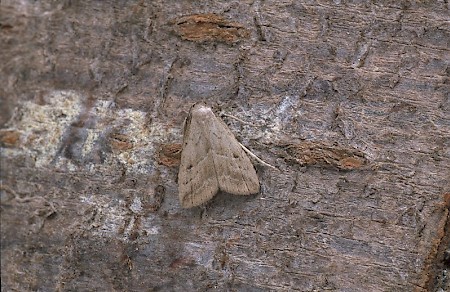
[196,105,213,114]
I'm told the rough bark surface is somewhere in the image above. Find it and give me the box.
[1,1,449,291]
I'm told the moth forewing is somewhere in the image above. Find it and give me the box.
[209,116,260,195]
[177,103,260,208]
[178,107,218,208]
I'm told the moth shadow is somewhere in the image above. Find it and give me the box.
[208,191,259,209]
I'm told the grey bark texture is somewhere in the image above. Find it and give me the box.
[1,1,449,291]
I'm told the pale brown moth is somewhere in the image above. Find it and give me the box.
[178,103,260,208]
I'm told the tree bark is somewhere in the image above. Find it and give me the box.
[1,1,449,291]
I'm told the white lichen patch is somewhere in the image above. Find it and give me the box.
[79,102,180,174]
[2,90,83,167]
[81,129,100,159]
[97,207,126,236]
[129,196,143,214]
[2,90,181,175]
[108,109,180,175]
[146,226,160,235]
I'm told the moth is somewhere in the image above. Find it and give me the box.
[178,103,260,208]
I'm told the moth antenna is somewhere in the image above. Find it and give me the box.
[220,112,255,127]
[238,142,278,171]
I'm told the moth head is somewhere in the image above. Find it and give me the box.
[190,102,213,115]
